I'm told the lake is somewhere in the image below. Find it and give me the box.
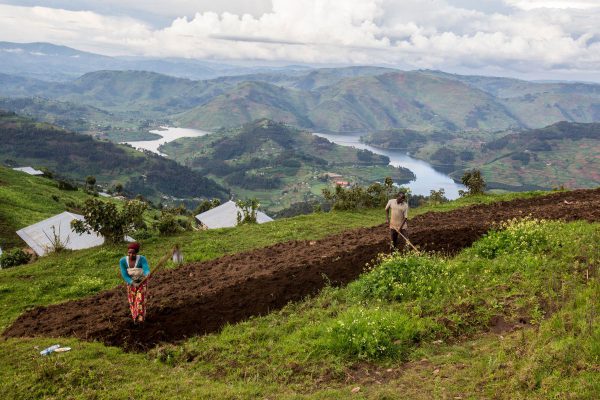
[124,126,464,200]
[312,132,465,199]
[123,126,211,156]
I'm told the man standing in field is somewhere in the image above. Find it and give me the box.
[385,192,409,251]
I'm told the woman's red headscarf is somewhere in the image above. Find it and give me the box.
[127,242,140,254]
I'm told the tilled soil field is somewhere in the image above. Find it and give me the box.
[4,188,600,351]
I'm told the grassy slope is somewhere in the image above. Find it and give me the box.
[3,184,596,398]
[0,167,97,249]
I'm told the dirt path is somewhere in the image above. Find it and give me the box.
[4,189,600,351]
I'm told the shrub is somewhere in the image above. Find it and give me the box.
[57,179,78,191]
[472,217,551,259]
[0,248,31,268]
[193,198,221,215]
[352,253,458,302]
[324,306,427,360]
[155,212,183,235]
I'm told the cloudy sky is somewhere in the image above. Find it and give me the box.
[1,0,599,81]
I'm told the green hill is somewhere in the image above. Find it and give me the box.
[1,68,598,134]
[161,119,414,211]
[0,111,228,204]
[406,121,600,190]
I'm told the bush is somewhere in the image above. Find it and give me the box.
[0,248,31,268]
[155,212,183,235]
[352,253,458,302]
[57,179,78,191]
[324,306,428,360]
[471,217,551,259]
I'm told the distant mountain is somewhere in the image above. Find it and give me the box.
[176,71,525,132]
[0,65,599,133]
[421,70,600,128]
[0,111,228,203]
[0,42,311,81]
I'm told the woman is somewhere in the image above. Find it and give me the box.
[119,242,150,323]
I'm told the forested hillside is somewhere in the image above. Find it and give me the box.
[0,111,228,203]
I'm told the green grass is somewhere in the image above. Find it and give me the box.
[2,174,595,398]
[1,217,598,399]
[0,167,94,249]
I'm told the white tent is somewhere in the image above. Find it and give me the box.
[12,166,44,176]
[16,212,105,256]
[195,200,274,229]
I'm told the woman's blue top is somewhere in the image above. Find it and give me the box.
[119,255,150,284]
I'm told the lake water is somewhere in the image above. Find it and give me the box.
[312,132,465,199]
[123,126,211,156]
[123,126,464,200]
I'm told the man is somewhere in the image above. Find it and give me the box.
[385,192,409,251]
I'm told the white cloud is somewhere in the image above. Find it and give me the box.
[504,0,600,10]
[0,0,599,80]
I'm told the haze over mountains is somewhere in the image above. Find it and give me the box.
[0,42,310,82]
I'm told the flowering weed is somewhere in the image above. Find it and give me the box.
[351,253,458,302]
[324,306,429,360]
[472,217,553,259]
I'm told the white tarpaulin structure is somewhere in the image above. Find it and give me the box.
[12,166,44,176]
[195,200,273,229]
[16,212,105,256]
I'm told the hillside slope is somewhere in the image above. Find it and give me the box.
[6,188,599,350]
[0,111,228,204]
[1,68,598,133]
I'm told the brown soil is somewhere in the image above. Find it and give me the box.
[4,188,600,351]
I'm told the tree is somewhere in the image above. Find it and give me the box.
[71,199,147,243]
[85,175,96,188]
[460,169,486,196]
[194,198,221,215]
[236,198,259,225]
[322,177,400,211]
[428,188,448,205]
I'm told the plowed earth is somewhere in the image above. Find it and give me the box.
[4,189,600,351]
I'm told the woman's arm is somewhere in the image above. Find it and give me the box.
[119,257,133,285]
[140,256,150,276]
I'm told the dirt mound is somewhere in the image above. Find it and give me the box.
[4,189,600,351]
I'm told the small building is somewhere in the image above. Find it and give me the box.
[195,200,274,229]
[12,166,44,176]
[16,212,132,256]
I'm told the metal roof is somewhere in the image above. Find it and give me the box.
[195,200,273,229]
[16,212,105,256]
[12,166,44,175]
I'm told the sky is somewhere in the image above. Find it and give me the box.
[1,0,599,81]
